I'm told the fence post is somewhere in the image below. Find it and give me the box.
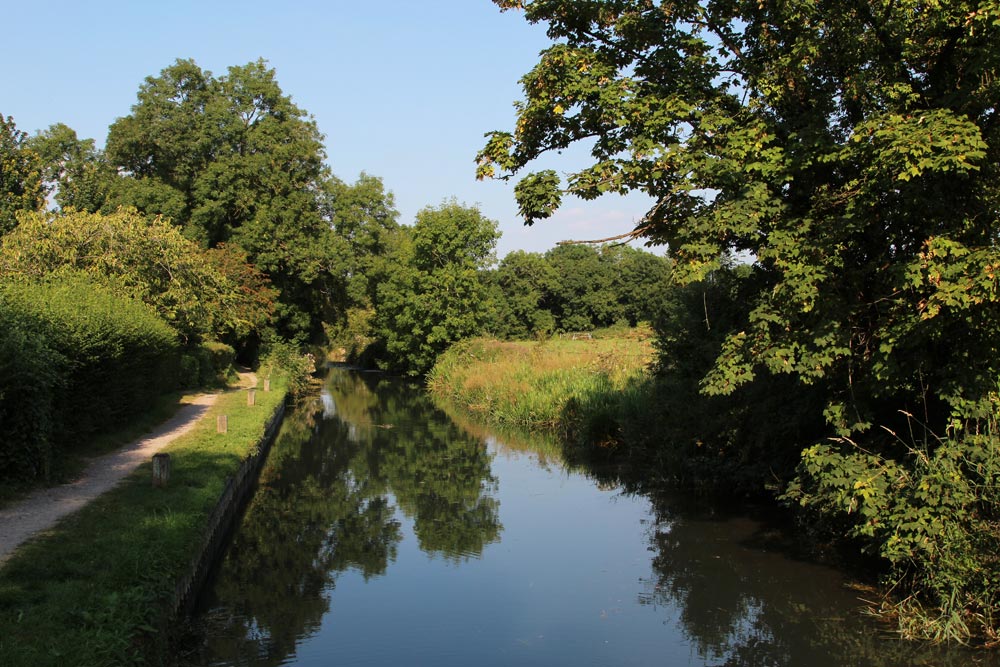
[152,453,171,487]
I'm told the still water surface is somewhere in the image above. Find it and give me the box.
[186,369,991,666]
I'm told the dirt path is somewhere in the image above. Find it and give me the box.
[0,373,256,566]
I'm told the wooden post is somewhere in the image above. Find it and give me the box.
[152,453,171,487]
[263,378,271,392]
[217,414,228,433]
[247,389,256,406]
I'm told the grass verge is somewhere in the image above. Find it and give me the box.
[0,377,288,667]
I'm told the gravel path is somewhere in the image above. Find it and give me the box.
[0,373,255,566]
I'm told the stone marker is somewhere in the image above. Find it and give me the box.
[152,453,171,487]
[263,378,271,392]
[247,389,256,406]
[217,414,228,433]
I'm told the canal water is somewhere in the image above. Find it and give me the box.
[183,368,991,666]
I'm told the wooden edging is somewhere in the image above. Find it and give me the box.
[170,398,287,618]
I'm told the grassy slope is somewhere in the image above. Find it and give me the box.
[0,378,287,667]
[427,328,654,438]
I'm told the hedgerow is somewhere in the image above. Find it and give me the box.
[0,276,179,481]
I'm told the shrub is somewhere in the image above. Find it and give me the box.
[258,338,315,397]
[199,341,236,386]
[785,416,1000,642]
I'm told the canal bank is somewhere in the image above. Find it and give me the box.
[0,377,289,667]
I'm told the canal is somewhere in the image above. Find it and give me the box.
[182,368,991,666]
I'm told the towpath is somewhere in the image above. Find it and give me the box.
[0,372,255,566]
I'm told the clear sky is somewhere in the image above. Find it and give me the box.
[1,0,656,257]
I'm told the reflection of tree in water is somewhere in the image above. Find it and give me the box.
[637,496,976,667]
[191,369,501,665]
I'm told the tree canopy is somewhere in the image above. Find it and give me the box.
[104,58,345,339]
[0,208,275,343]
[376,201,500,375]
[479,0,1000,435]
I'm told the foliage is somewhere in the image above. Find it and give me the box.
[258,337,316,398]
[0,115,45,235]
[104,58,346,339]
[375,201,499,376]
[0,303,63,482]
[481,0,1000,637]
[487,244,671,338]
[319,173,402,357]
[0,276,179,482]
[0,207,275,342]
[480,0,1000,427]
[26,123,113,213]
[180,341,236,389]
[786,419,1000,643]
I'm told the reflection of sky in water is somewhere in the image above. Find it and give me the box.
[319,389,336,419]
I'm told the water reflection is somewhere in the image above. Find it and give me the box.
[186,369,994,667]
[191,370,501,664]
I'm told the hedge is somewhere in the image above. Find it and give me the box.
[0,277,180,481]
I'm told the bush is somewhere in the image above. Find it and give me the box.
[199,341,236,386]
[258,338,315,397]
[785,416,1000,642]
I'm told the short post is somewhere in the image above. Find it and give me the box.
[247,389,256,406]
[217,414,228,433]
[263,378,271,392]
[152,453,171,488]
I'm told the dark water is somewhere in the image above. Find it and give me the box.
[183,369,993,666]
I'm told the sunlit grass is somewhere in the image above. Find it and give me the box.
[427,328,655,435]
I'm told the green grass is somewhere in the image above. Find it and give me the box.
[0,378,288,667]
[427,328,655,443]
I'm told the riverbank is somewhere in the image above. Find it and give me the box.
[426,330,655,443]
[0,376,288,667]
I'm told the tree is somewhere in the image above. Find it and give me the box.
[480,1,1000,637]
[0,115,45,234]
[545,243,622,330]
[26,123,113,213]
[105,59,342,339]
[493,250,559,338]
[478,1,1000,436]
[319,173,402,356]
[376,201,499,375]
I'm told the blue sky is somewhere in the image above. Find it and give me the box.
[1,1,657,257]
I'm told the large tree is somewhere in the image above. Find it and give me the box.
[376,202,499,375]
[480,1,1000,638]
[478,1,1000,435]
[105,59,343,339]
